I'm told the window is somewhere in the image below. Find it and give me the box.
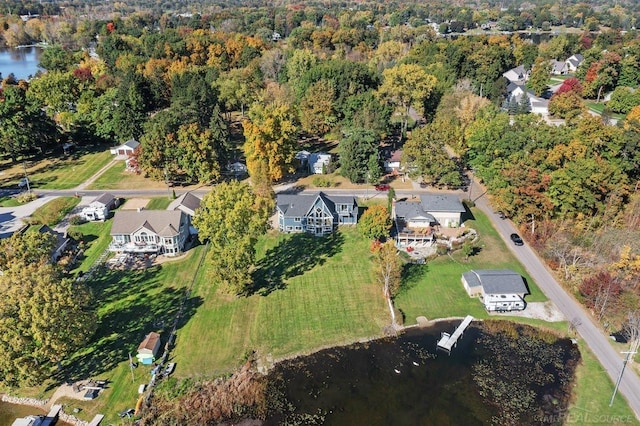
[294,217,301,222]
[286,226,292,231]
[295,226,302,230]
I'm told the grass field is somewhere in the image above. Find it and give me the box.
[146,197,173,210]
[68,221,113,274]
[89,161,186,191]
[0,148,113,190]
[172,229,388,378]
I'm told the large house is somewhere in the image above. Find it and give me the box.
[502,65,528,85]
[80,193,119,221]
[462,269,529,312]
[565,53,584,73]
[393,194,466,246]
[276,192,358,236]
[308,152,332,174]
[109,210,190,256]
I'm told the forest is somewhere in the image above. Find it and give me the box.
[0,0,639,331]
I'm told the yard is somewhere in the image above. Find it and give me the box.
[89,161,192,191]
[0,148,113,190]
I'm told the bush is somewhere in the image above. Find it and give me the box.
[436,244,449,255]
[16,192,38,204]
[312,176,337,187]
[68,215,86,226]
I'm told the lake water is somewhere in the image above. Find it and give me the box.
[264,321,580,425]
[0,47,43,81]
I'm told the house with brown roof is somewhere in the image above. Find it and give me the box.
[109,210,190,256]
[136,332,161,364]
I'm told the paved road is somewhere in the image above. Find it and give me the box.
[472,191,640,420]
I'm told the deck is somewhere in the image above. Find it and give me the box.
[437,315,474,353]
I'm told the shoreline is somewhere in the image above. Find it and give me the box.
[1,394,89,426]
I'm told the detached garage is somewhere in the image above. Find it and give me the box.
[136,332,161,365]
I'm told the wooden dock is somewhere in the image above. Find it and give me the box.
[437,315,474,353]
[40,404,62,426]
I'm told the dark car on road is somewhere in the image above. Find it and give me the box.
[375,184,390,191]
[510,233,524,246]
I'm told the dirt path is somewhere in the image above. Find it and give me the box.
[74,158,118,191]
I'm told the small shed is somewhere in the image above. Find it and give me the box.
[136,332,161,365]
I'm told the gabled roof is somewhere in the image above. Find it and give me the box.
[506,82,525,94]
[277,192,356,217]
[420,194,465,213]
[123,139,140,149]
[394,201,435,223]
[503,65,527,83]
[174,192,202,214]
[566,53,584,66]
[92,193,116,206]
[550,59,567,73]
[111,210,184,236]
[138,332,161,352]
[388,149,403,163]
[463,269,529,295]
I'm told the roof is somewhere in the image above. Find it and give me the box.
[175,192,201,213]
[503,65,527,82]
[463,269,529,295]
[551,59,567,73]
[309,152,331,163]
[92,193,116,206]
[420,194,465,213]
[506,82,525,94]
[111,210,184,237]
[277,192,356,217]
[138,332,161,352]
[388,149,403,163]
[123,139,140,149]
[394,201,435,223]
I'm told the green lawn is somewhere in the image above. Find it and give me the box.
[0,195,22,207]
[30,197,80,226]
[172,229,388,378]
[89,161,168,190]
[28,150,112,190]
[585,101,625,120]
[146,197,173,210]
[68,221,113,274]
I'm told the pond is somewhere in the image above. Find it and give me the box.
[0,47,43,81]
[264,320,580,425]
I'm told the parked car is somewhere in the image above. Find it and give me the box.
[496,211,506,219]
[119,408,135,418]
[18,177,29,188]
[510,233,524,246]
[375,184,390,191]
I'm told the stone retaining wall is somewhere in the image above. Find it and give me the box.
[1,394,89,426]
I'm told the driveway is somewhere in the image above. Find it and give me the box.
[472,185,640,420]
[0,195,58,237]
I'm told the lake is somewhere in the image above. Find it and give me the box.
[264,320,580,425]
[0,47,43,81]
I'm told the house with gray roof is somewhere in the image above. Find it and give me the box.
[462,269,528,311]
[110,139,140,159]
[502,65,528,84]
[276,192,357,236]
[109,210,190,256]
[550,59,568,75]
[80,193,119,221]
[170,192,202,217]
[565,53,584,73]
[394,194,466,229]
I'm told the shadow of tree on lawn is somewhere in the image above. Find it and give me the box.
[50,266,202,387]
[250,231,345,296]
[398,263,429,295]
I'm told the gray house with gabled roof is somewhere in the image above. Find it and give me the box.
[276,192,358,236]
[394,194,466,229]
[109,210,190,256]
[462,269,529,312]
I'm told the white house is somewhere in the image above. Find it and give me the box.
[110,139,140,159]
[384,150,403,173]
[394,194,466,229]
[565,54,584,73]
[502,65,528,84]
[109,210,190,256]
[80,193,119,221]
[308,152,332,174]
[462,269,528,312]
[550,59,568,75]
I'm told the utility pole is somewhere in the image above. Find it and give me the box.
[609,349,638,406]
[163,165,171,199]
[22,161,31,194]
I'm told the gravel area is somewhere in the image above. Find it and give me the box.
[489,301,565,322]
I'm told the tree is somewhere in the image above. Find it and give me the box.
[372,240,402,327]
[174,123,221,184]
[402,125,461,188]
[192,181,268,295]
[0,233,95,386]
[377,63,437,135]
[358,205,391,241]
[243,102,297,182]
[528,57,550,97]
[299,80,337,135]
[339,127,378,183]
[39,45,75,72]
[548,91,584,120]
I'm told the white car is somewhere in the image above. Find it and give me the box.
[164,362,176,376]
[18,177,29,188]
